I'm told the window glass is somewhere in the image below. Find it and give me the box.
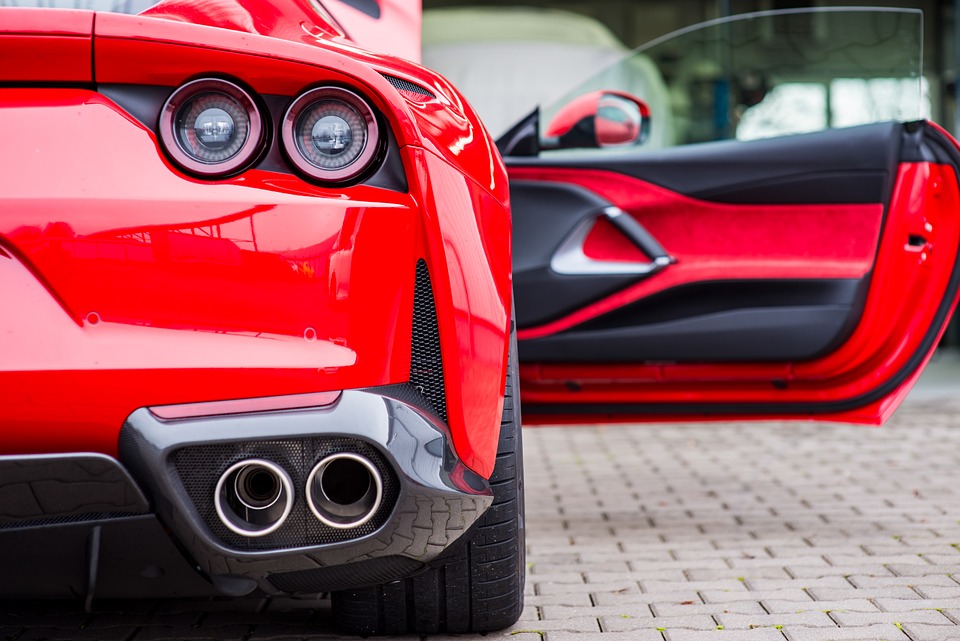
[540,8,925,151]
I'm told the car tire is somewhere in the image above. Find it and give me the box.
[331,325,525,635]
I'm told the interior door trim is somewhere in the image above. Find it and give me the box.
[550,207,676,276]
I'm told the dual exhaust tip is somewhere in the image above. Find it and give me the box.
[214,453,383,538]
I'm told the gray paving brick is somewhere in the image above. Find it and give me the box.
[702,588,812,604]
[875,598,960,612]
[536,580,637,595]
[715,612,836,629]
[684,567,793,581]
[830,610,954,626]
[642,580,750,593]
[781,623,911,640]
[899,623,960,641]
[503,616,601,633]
[921,554,960,565]
[593,591,701,607]
[913,585,960,599]
[531,572,589,584]
[942,610,960,624]
[651,602,767,617]
[824,554,930,566]
[526,594,597,607]
[665,628,786,641]
[746,577,853,591]
[541,605,653,620]
[888,564,960,576]
[762,599,880,614]
[785,565,898,579]
[599,614,715,632]
[546,632,664,641]
[847,574,960,588]
[807,587,923,601]
[729,555,830,569]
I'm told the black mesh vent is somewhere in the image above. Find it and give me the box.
[268,556,423,593]
[410,260,447,422]
[382,74,435,99]
[171,438,399,551]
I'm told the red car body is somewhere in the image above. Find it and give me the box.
[0,0,523,635]
[0,3,511,474]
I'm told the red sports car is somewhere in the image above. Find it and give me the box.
[0,1,957,637]
[0,0,519,635]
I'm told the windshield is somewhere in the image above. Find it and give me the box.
[540,7,926,150]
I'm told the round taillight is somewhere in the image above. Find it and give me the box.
[159,79,264,177]
[282,87,380,183]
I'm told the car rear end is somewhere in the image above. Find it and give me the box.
[0,4,516,621]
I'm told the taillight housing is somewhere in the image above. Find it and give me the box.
[159,78,265,178]
[281,87,380,183]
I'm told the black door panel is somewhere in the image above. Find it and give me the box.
[508,122,902,205]
[518,279,868,363]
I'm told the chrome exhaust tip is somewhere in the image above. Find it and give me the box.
[214,459,293,537]
[306,453,383,529]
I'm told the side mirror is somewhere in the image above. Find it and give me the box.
[543,91,650,150]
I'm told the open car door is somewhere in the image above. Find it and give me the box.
[504,8,960,424]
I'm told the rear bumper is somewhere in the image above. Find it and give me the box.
[0,388,491,598]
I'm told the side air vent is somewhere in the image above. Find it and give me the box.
[382,74,436,100]
[410,259,447,422]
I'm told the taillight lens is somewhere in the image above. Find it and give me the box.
[159,78,264,177]
[282,87,380,183]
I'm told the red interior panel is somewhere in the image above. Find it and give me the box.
[510,167,884,341]
[581,217,651,263]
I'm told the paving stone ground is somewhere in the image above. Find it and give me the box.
[3,356,960,640]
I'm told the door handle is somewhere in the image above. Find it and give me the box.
[602,206,675,268]
[550,206,676,276]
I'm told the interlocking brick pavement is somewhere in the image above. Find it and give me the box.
[2,356,960,640]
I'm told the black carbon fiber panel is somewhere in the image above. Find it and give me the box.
[410,260,447,422]
[171,438,398,551]
[0,454,149,528]
[268,555,423,593]
[0,512,144,530]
